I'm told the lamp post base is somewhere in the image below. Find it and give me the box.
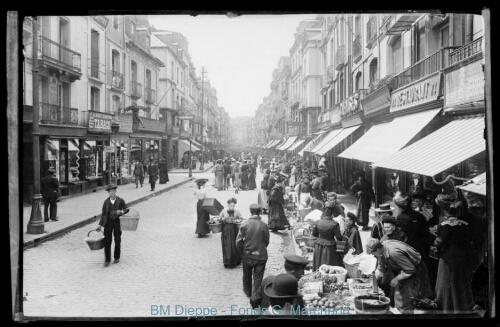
[27,194,44,234]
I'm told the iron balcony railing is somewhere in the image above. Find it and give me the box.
[145,87,156,104]
[450,36,483,65]
[130,81,142,98]
[88,58,105,81]
[353,35,362,61]
[110,70,124,89]
[39,102,79,125]
[392,46,460,90]
[39,36,81,73]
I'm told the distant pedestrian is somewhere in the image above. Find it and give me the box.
[194,178,211,238]
[233,162,242,194]
[223,160,232,190]
[213,159,224,191]
[159,157,169,184]
[41,168,59,222]
[133,160,145,188]
[236,203,270,299]
[96,185,129,266]
[240,162,249,190]
[219,197,243,268]
[147,158,159,191]
[267,176,290,232]
[247,162,257,190]
[350,171,375,230]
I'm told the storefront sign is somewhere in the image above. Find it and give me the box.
[444,60,484,108]
[361,85,391,116]
[177,115,194,120]
[88,111,113,132]
[112,114,133,133]
[104,146,115,152]
[390,74,441,113]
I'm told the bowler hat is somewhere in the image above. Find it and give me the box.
[283,253,310,267]
[195,178,209,185]
[106,185,118,191]
[374,203,395,212]
[249,203,262,211]
[264,274,301,299]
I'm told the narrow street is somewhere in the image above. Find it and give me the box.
[22,170,294,318]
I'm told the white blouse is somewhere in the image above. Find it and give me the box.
[194,188,209,200]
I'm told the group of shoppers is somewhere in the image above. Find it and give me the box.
[132,157,169,191]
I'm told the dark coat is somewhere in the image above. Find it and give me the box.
[41,174,59,199]
[99,196,129,226]
[380,227,408,243]
[236,215,270,261]
[133,162,145,176]
[343,225,364,255]
[148,163,159,183]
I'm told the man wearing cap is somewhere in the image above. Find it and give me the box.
[236,203,270,299]
[250,253,309,309]
[41,168,60,222]
[147,158,159,191]
[97,185,129,266]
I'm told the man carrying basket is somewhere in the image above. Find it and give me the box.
[96,185,129,267]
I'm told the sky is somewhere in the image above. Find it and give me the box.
[148,14,317,119]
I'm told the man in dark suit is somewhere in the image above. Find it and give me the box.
[40,168,59,222]
[96,185,129,266]
[236,203,270,299]
[147,158,159,191]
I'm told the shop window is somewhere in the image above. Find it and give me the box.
[83,141,98,178]
[68,139,80,182]
[45,139,61,182]
[131,139,143,165]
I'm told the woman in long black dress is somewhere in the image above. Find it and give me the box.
[248,163,257,190]
[267,176,290,232]
[159,157,169,184]
[193,178,211,238]
[311,201,344,270]
[240,162,249,190]
[219,197,244,268]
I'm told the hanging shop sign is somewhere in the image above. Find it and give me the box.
[88,111,113,132]
[444,60,484,108]
[112,113,133,133]
[390,73,441,113]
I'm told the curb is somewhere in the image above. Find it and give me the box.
[23,177,194,250]
[168,164,215,174]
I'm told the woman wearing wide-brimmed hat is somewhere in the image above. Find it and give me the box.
[371,203,395,240]
[219,197,244,268]
[194,178,211,238]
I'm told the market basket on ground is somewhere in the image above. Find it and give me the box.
[344,262,363,279]
[120,208,140,231]
[85,230,105,251]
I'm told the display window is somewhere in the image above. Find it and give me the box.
[45,139,62,182]
[68,139,80,182]
[131,139,143,165]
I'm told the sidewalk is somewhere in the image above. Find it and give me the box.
[168,161,215,174]
[23,174,194,249]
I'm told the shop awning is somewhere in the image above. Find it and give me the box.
[457,172,487,196]
[338,108,441,163]
[373,117,486,177]
[287,139,307,152]
[179,138,201,151]
[265,140,276,148]
[269,139,284,149]
[68,139,79,152]
[191,139,202,148]
[298,133,327,156]
[310,129,344,154]
[315,125,362,156]
[277,136,298,151]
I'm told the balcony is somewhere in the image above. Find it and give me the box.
[353,35,362,63]
[290,94,301,107]
[340,89,369,118]
[39,36,82,80]
[145,87,156,104]
[88,58,105,82]
[449,37,483,66]
[335,45,346,71]
[130,81,142,99]
[366,15,378,49]
[385,13,422,36]
[110,70,124,90]
[39,102,79,125]
[392,47,460,90]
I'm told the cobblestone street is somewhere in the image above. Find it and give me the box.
[22,170,294,318]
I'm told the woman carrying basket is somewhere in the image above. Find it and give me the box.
[194,179,211,238]
[219,197,244,268]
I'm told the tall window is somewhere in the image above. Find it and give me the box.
[440,24,450,48]
[91,87,100,111]
[355,72,362,91]
[369,58,378,83]
[171,61,174,79]
[176,67,179,84]
[112,50,120,72]
[146,69,151,88]
[181,71,184,87]
[131,61,137,82]
[112,95,120,113]
[90,30,99,79]
[389,36,402,74]
[339,73,344,102]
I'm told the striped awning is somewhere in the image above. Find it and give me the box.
[265,140,275,148]
[298,133,328,156]
[338,109,441,163]
[277,136,298,151]
[179,139,201,151]
[457,172,487,196]
[270,139,285,149]
[374,117,486,177]
[287,139,307,152]
[310,129,344,154]
[315,125,361,156]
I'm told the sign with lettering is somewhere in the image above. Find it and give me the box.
[178,115,194,120]
[112,114,133,133]
[88,111,113,132]
[390,74,441,112]
[444,60,484,108]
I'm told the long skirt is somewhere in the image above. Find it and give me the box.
[268,201,289,230]
[248,175,257,190]
[233,173,242,187]
[159,171,169,184]
[355,196,371,227]
[215,173,224,191]
[241,174,248,189]
[312,243,343,271]
[195,200,211,235]
[221,223,241,267]
[257,189,270,210]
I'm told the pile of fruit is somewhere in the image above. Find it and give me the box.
[207,217,221,224]
[321,266,346,275]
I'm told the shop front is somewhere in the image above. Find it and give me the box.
[108,113,133,185]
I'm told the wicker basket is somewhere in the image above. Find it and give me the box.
[344,262,363,279]
[349,282,372,296]
[120,208,140,231]
[207,222,222,233]
[85,230,105,251]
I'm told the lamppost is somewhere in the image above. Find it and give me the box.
[199,67,206,170]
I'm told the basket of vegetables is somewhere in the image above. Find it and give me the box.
[207,217,222,233]
[319,265,347,283]
[353,294,391,314]
[84,230,105,251]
